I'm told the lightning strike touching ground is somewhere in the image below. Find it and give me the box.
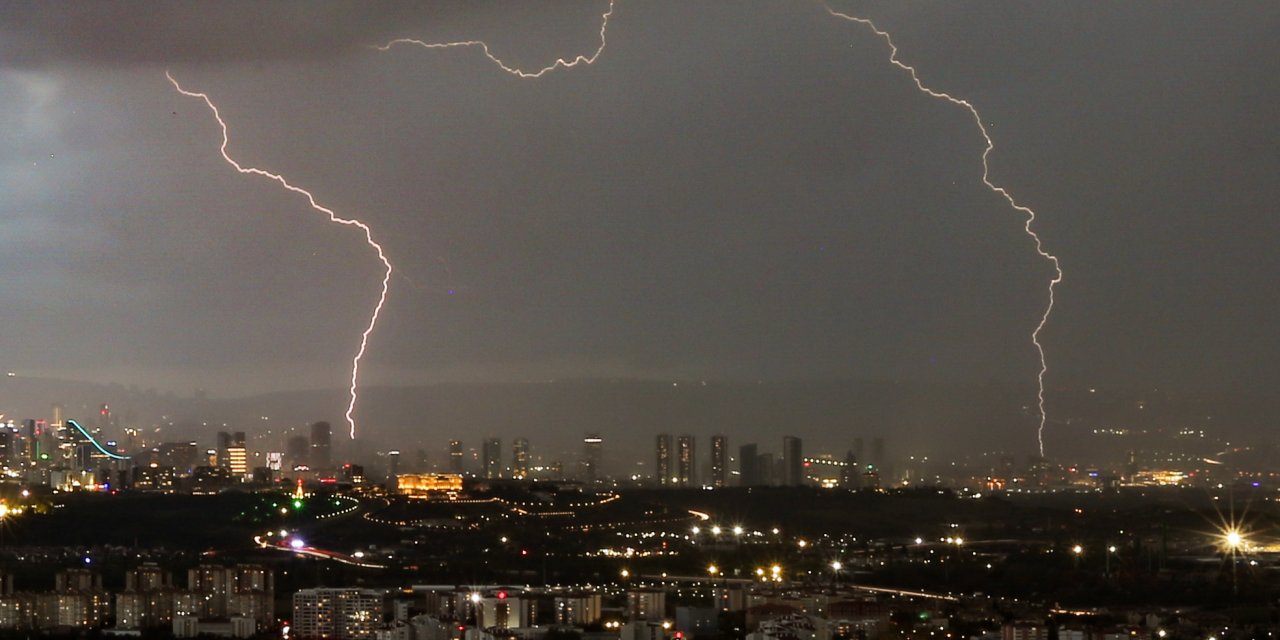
[824,4,1064,457]
[166,71,391,440]
[374,0,615,78]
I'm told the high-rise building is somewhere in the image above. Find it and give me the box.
[286,436,309,469]
[216,432,232,468]
[310,422,332,469]
[555,593,602,626]
[655,434,672,486]
[782,436,803,486]
[582,434,603,483]
[482,438,501,479]
[676,435,695,486]
[478,594,533,629]
[448,439,464,474]
[710,435,727,488]
[738,443,759,486]
[292,588,381,640]
[387,450,400,479]
[512,438,529,479]
[841,450,860,488]
[226,446,248,478]
[51,403,64,429]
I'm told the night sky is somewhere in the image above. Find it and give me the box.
[2,1,1276,409]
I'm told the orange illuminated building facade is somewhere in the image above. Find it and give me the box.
[397,473,464,498]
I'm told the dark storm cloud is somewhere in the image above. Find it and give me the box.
[0,0,1277,456]
[0,1,612,67]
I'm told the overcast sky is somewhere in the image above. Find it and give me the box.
[1,0,1276,404]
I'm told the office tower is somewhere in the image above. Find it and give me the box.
[676,435,695,486]
[286,436,309,469]
[739,443,759,486]
[512,438,529,479]
[841,450,860,488]
[51,403,64,428]
[582,433,603,483]
[310,422,332,469]
[449,439,464,473]
[387,450,400,479]
[226,446,248,478]
[710,434,727,488]
[216,432,232,467]
[292,589,382,640]
[782,436,803,486]
[655,434,672,485]
[482,437,501,479]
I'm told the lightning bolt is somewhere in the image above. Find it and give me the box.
[166,71,391,440]
[823,5,1064,457]
[374,0,615,78]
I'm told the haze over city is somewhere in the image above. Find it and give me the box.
[2,1,1276,458]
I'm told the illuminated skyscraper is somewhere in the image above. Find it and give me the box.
[512,438,529,479]
[582,433,603,483]
[387,450,400,479]
[449,439,464,473]
[655,434,672,485]
[710,434,727,488]
[676,435,695,486]
[482,437,501,479]
[782,436,803,486]
[310,422,332,469]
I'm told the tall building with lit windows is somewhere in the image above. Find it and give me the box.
[581,434,603,483]
[448,439,464,474]
[676,435,695,486]
[292,588,381,640]
[482,438,501,479]
[512,438,530,479]
[710,435,727,488]
[655,434,672,485]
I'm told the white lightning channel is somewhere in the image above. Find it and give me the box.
[166,71,391,441]
[824,5,1064,456]
[374,0,615,78]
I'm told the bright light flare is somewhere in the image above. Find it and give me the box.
[166,72,392,440]
[824,3,1063,456]
[1223,529,1245,551]
[289,538,305,550]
